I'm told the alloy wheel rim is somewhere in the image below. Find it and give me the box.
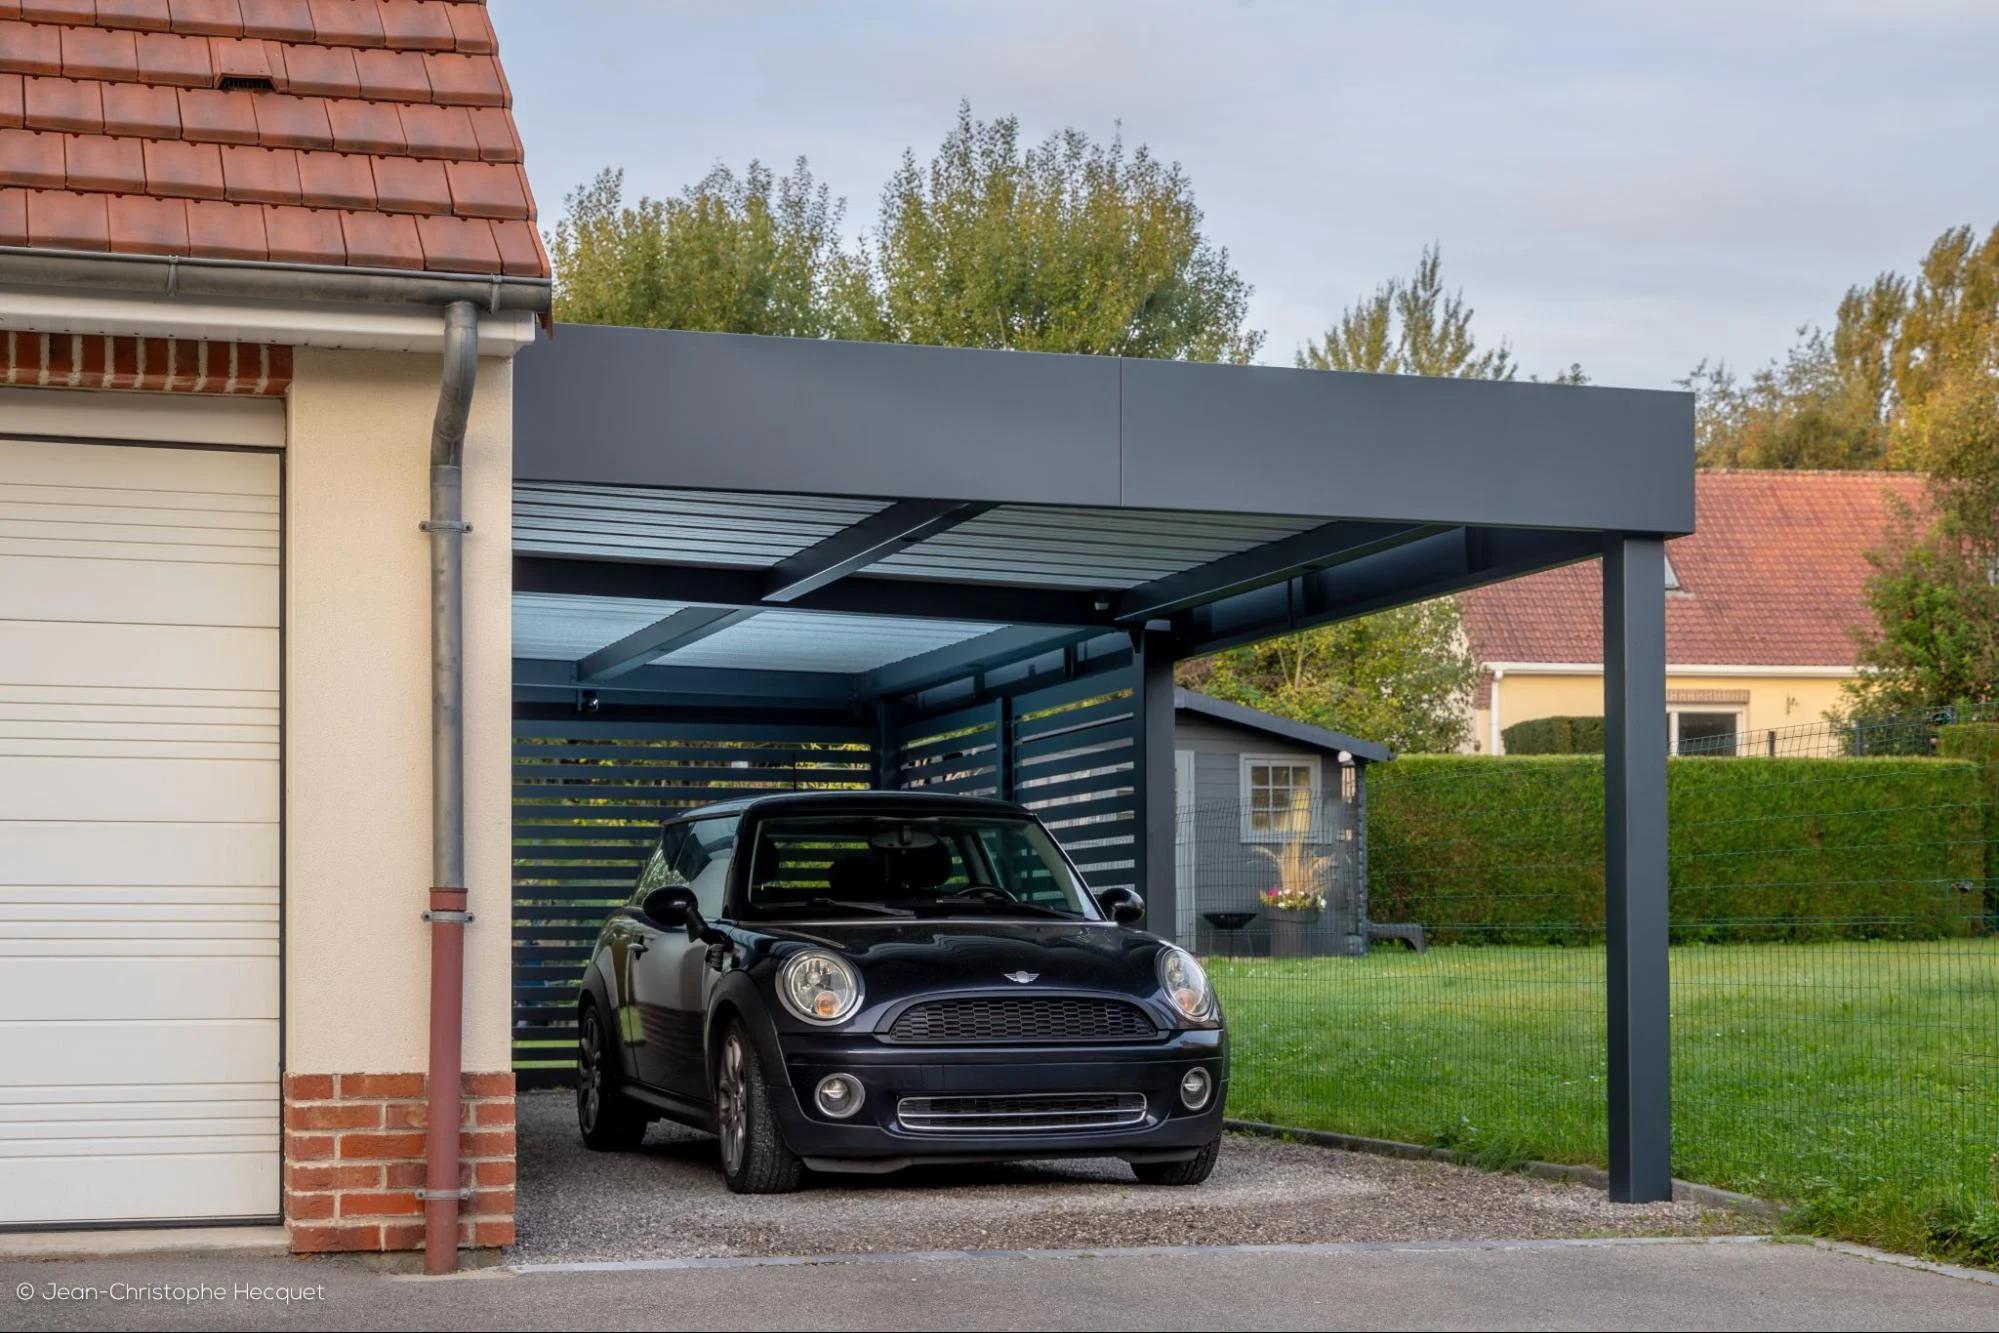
[578,1012,602,1131]
[717,1034,747,1174]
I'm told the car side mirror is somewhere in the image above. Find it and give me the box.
[641,887,723,943]
[1095,886,1145,926]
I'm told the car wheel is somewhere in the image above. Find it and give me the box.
[576,1002,647,1151]
[713,1021,803,1194]
[1132,1135,1221,1186]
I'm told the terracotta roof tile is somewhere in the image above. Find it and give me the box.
[324,94,400,151]
[106,190,186,251]
[0,186,26,245]
[220,141,300,202]
[65,131,146,191]
[0,20,62,74]
[26,186,107,248]
[0,127,66,186]
[415,210,496,272]
[295,146,371,206]
[262,200,341,261]
[60,24,139,79]
[249,91,330,147]
[338,206,417,266]
[420,50,498,105]
[166,0,244,37]
[441,157,522,218]
[141,135,223,195]
[306,0,384,47]
[370,151,445,212]
[238,0,310,42]
[4,0,545,276]
[378,0,452,51]
[102,79,178,135]
[441,1,490,54]
[25,74,101,131]
[185,194,264,257]
[177,86,258,141]
[271,40,355,96]
[94,0,173,32]
[396,100,470,158]
[1461,472,1932,669]
[353,45,426,100]
[134,29,211,84]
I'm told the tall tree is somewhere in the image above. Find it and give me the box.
[1179,599,1480,754]
[1297,244,1518,380]
[827,103,1262,361]
[549,161,841,336]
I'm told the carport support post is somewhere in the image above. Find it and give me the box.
[1602,534,1672,1203]
[1133,629,1178,941]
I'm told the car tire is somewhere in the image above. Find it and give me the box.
[577,1001,648,1152]
[714,1020,804,1195]
[1132,1135,1221,1186]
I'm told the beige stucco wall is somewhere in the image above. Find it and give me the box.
[284,348,513,1074]
[1473,670,1855,753]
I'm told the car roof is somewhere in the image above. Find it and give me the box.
[666,790,1037,825]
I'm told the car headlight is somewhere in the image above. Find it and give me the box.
[778,949,863,1025]
[1157,945,1217,1024]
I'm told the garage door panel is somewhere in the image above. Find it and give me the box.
[0,1152,281,1225]
[0,554,278,623]
[0,822,278,886]
[0,436,280,1224]
[0,758,277,822]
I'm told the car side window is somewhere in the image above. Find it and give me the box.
[631,824,688,905]
[673,816,739,918]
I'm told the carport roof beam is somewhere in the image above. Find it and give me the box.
[1115,520,1450,623]
[576,606,761,684]
[762,499,993,603]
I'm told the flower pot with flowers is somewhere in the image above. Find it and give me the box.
[1253,822,1332,959]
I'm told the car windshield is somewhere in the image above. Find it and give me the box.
[743,815,1097,921]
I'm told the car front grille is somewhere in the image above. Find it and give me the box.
[896,1093,1150,1134]
[883,997,1158,1044]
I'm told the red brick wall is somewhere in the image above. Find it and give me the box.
[282,1071,516,1254]
[1,330,292,394]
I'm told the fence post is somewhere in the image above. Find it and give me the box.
[876,696,901,789]
[1603,535,1673,1203]
[1133,630,1179,943]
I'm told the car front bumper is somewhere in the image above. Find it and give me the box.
[768,1027,1228,1166]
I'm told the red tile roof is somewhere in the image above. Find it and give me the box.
[1461,471,1929,668]
[0,0,545,276]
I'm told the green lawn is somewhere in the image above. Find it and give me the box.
[1212,939,1999,1257]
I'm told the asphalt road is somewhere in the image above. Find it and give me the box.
[3,1239,1995,1331]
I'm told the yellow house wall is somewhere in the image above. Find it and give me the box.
[283,348,514,1075]
[1474,671,1854,753]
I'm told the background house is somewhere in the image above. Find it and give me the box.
[1171,690,1390,956]
[1462,471,1926,754]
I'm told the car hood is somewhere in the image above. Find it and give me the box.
[749,918,1168,997]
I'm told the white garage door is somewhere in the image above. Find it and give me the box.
[0,437,281,1226]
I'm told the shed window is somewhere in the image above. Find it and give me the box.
[1240,755,1321,842]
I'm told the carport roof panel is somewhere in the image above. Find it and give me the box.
[516,484,890,566]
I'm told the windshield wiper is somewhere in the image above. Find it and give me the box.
[806,897,913,918]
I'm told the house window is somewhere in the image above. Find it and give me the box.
[1240,755,1321,842]
[1670,709,1741,757]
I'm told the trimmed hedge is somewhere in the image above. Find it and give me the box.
[1500,715,1605,755]
[1367,754,1986,944]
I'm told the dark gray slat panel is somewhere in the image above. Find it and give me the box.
[1012,695,1137,745]
[514,763,871,785]
[516,719,875,744]
[898,729,998,763]
[1032,797,1140,829]
[898,757,1000,785]
[1014,770,1137,807]
[515,1071,573,1091]
[898,737,1000,772]
[513,825,658,839]
[513,868,643,884]
[896,702,1002,748]
[513,806,679,823]
[1013,669,1140,718]
[509,925,609,941]
[512,784,819,803]
[514,951,598,966]
[512,747,874,765]
[902,780,1001,797]
[509,845,653,862]
[511,778,831,798]
[1014,727,1135,766]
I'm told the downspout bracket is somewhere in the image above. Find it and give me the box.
[415,1187,474,1202]
[423,909,474,924]
[419,519,472,534]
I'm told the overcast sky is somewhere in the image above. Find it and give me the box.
[490,0,1999,390]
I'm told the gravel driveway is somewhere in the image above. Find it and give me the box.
[513,1091,1751,1263]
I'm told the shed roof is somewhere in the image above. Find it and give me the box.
[1174,688,1392,763]
[0,0,545,276]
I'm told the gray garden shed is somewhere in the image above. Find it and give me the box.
[510,323,1692,1201]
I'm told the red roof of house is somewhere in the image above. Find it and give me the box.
[1461,471,1927,668]
[0,0,546,277]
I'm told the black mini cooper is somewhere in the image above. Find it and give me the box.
[576,791,1227,1193]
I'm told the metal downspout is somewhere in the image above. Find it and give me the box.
[423,301,478,1274]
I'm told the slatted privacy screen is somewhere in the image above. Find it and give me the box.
[512,718,875,1088]
[893,701,1003,797]
[1010,673,1140,894]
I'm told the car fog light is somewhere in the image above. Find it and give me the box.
[815,1073,865,1119]
[1179,1067,1213,1111]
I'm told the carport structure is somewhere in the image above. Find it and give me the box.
[507,324,1693,1202]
